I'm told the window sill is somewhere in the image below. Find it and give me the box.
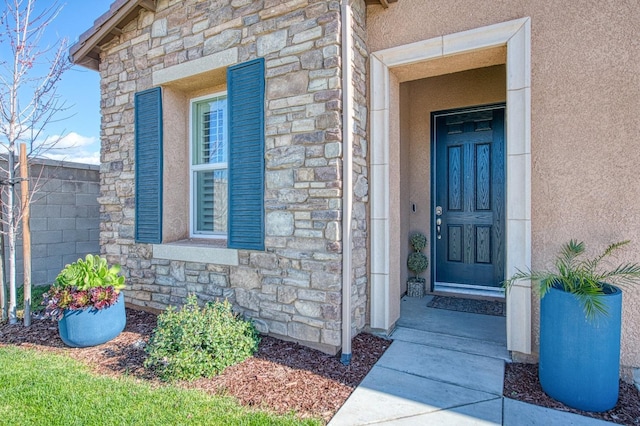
[153,239,238,266]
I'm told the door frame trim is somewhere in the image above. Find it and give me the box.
[369,18,532,354]
[431,103,506,297]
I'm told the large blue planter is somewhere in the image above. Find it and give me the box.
[58,292,126,348]
[539,284,622,412]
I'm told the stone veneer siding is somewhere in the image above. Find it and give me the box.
[98,0,369,353]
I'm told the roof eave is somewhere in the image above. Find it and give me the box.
[69,0,156,71]
[70,0,396,71]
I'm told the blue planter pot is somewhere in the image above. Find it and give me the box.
[539,284,622,412]
[58,292,126,348]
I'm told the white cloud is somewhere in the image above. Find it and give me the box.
[36,132,100,165]
[38,132,97,150]
[43,151,100,165]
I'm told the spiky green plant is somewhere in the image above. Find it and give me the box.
[55,254,125,291]
[504,240,640,319]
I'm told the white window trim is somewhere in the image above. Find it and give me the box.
[189,91,229,239]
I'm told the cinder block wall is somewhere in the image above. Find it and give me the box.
[5,158,100,287]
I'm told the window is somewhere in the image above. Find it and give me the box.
[191,93,228,237]
[135,58,265,249]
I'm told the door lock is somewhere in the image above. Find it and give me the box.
[435,206,443,216]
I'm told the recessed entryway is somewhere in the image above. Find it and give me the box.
[369,18,532,355]
[432,104,506,297]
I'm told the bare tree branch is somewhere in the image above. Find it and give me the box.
[0,0,73,324]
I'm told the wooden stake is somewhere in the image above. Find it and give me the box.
[0,231,5,321]
[20,144,31,326]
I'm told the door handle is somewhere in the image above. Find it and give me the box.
[435,206,443,239]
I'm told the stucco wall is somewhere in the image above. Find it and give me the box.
[368,1,640,370]
[398,65,506,294]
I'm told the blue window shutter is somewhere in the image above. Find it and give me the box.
[134,87,163,244]
[227,58,265,250]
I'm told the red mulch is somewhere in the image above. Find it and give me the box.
[0,308,390,423]
[504,363,640,425]
[3,308,639,424]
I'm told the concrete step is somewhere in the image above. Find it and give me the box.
[503,399,618,426]
[391,326,511,361]
[329,365,502,426]
[376,340,505,395]
[397,297,507,346]
[379,398,503,425]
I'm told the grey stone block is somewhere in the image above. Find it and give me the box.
[63,229,89,243]
[48,218,77,231]
[76,218,99,229]
[61,205,89,218]
[288,321,320,342]
[73,181,93,194]
[47,269,60,283]
[48,242,76,256]
[48,192,76,205]
[76,241,99,254]
[76,193,98,206]
[63,254,82,266]
[86,205,100,217]
[31,270,48,286]
[257,29,287,56]
[31,205,61,218]
[30,218,48,232]
[32,244,48,258]
[32,255,62,272]
[89,229,100,241]
[32,230,63,245]
[60,180,82,193]
[86,183,100,195]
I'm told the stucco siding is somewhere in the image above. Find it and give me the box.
[368,0,640,371]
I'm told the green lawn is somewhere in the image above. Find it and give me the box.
[0,346,320,426]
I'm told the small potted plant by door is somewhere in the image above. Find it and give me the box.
[407,233,429,297]
[42,254,127,348]
[505,240,640,412]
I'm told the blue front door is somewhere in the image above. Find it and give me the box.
[433,105,505,291]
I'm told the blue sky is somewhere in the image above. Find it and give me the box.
[2,1,113,164]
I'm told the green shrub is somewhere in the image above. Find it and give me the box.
[410,233,427,252]
[407,252,428,277]
[144,295,260,381]
[407,232,429,279]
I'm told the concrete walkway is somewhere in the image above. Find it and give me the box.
[329,296,615,425]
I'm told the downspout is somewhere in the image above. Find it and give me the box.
[340,0,354,365]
